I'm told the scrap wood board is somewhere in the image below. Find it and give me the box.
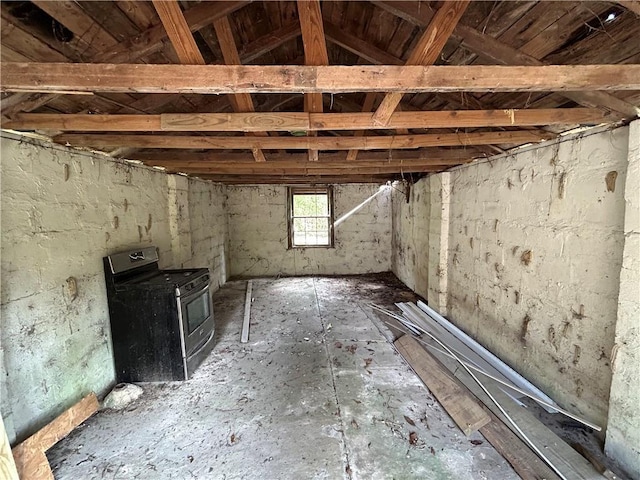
[1,416,19,480]
[479,409,561,480]
[241,280,252,343]
[427,346,605,480]
[394,334,491,436]
[11,393,99,480]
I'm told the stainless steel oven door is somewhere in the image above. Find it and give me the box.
[177,283,215,363]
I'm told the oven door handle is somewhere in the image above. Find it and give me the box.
[179,283,210,302]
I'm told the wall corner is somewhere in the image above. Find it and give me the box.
[605,119,640,478]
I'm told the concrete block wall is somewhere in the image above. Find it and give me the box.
[443,127,629,429]
[391,125,637,472]
[227,184,391,277]
[0,133,228,444]
[391,179,430,299]
[186,178,229,290]
[605,120,640,478]
[391,174,452,313]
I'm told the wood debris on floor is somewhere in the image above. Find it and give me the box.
[12,393,99,480]
[377,300,625,480]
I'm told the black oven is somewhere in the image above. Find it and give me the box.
[103,246,215,382]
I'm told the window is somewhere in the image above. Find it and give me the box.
[288,187,334,248]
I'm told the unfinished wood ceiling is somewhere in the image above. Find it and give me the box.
[1,1,639,184]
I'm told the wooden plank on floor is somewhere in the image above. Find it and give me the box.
[241,280,253,343]
[428,347,605,480]
[394,334,491,436]
[12,393,99,480]
[480,409,561,480]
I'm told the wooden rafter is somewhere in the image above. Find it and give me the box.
[4,63,639,95]
[451,24,640,117]
[53,131,550,151]
[298,0,329,162]
[3,109,609,132]
[0,2,250,118]
[213,15,267,162]
[96,1,250,63]
[372,1,470,126]
[152,0,205,64]
[616,1,640,16]
[324,23,402,66]
[373,1,639,118]
[152,1,265,162]
[239,23,301,64]
[31,1,119,54]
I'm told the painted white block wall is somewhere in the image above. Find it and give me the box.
[227,184,391,277]
[391,179,430,299]
[186,178,229,290]
[392,126,632,437]
[605,120,640,478]
[444,127,629,429]
[0,133,228,444]
[391,174,451,313]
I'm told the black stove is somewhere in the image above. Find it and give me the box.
[103,247,215,382]
[121,268,208,290]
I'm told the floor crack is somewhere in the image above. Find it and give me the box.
[312,277,353,480]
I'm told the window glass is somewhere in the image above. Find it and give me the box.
[289,188,333,247]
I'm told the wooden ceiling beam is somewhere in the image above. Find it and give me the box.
[129,150,474,164]
[298,0,329,162]
[145,165,457,175]
[373,1,639,118]
[4,109,609,132]
[451,25,639,118]
[372,1,470,126]
[152,1,266,162]
[53,131,549,151]
[213,15,267,162]
[5,63,639,95]
[195,174,400,185]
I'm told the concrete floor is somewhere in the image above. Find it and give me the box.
[48,274,519,479]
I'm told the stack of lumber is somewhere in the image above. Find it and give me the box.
[372,302,610,480]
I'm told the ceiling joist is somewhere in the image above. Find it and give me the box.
[4,108,608,132]
[52,131,550,151]
[1,1,638,184]
[130,150,474,163]
[3,63,639,95]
